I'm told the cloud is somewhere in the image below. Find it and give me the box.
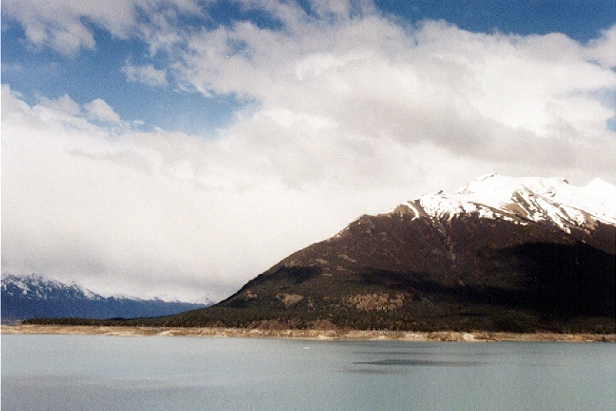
[0,83,485,300]
[32,93,124,130]
[2,0,126,54]
[38,93,83,116]
[172,14,616,179]
[122,63,168,87]
[587,25,616,68]
[3,83,395,300]
[84,98,122,123]
[1,0,200,55]
[2,1,616,300]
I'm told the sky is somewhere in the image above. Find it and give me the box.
[2,0,615,302]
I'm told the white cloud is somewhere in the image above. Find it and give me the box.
[31,94,124,129]
[5,84,410,300]
[2,0,124,54]
[587,25,616,68]
[1,0,200,54]
[84,98,122,123]
[172,14,616,176]
[122,63,168,87]
[38,94,83,116]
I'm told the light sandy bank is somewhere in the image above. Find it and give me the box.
[2,325,614,342]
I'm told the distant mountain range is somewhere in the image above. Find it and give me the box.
[25,175,616,333]
[1,274,210,324]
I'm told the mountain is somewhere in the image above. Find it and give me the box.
[1,274,210,324]
[27,175,616,333]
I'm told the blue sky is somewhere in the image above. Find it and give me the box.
[378,0,615,41]
[2,0,615,300]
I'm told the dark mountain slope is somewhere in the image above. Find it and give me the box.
[154,212,612,332]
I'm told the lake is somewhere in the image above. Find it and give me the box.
[2,335,615,411]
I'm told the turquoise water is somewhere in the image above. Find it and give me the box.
[2,335,615,411]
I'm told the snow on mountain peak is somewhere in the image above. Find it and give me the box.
[1,274,104,301]
[394,174,616,234]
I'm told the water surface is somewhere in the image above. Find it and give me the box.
[2,335,615,411]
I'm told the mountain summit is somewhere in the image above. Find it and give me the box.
[398,174,615,227]
[390,174,615,253]
[29,175,616,333]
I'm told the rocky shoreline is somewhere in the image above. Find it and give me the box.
[2,324,614,342]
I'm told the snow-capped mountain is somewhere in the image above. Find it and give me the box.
[2,274,103,301]
[1,274,210,323]
[387,174,616,253]
[154,174,614,332]
[393,174,615,232]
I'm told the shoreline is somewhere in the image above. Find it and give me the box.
[2,324,614,342]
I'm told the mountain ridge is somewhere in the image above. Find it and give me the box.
[392,174,614,227]
[385,174,616,253]
[1,274,211,324]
